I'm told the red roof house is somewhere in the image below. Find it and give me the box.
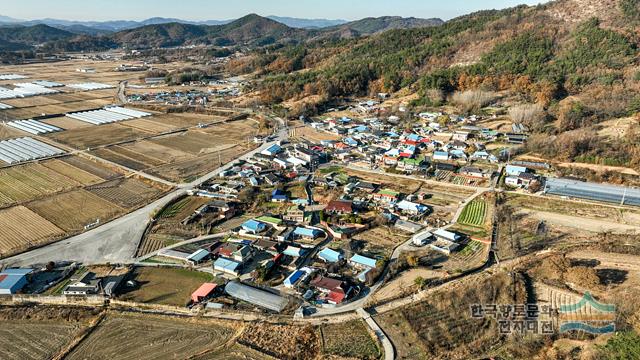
[191,283,218,303]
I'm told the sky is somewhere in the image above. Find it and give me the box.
[3,0,548,22]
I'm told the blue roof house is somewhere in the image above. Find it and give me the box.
[294,227,322,239]
[349,254,378,269]
[261,144,282,156]
[506,165,529,176]
[271,189,289,202]
[213,258,242,276]
[242,219,267,234]
[283,269,305,288]
[317,248,343,263]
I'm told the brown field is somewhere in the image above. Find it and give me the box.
[195,342,275,360]
[293,126,341,142]
[48,123,150,149]
[62,155,123,180]
[91,148,152,171]
[238,322,320,360]
[0,162,80,208]
[118,267,214,306]
[120,118,178,133]
[150,131,237,155]
[42,116,93,130]
[0,206,64,256]
[147,144,254,182]
[150,113,227,128]
[0,125,25,141]
[67,313,236,360]
[41,159,105,185]
[27,189,124,232]
[87,178,167,208]
[0,321,85,360]
[124,140,194,163]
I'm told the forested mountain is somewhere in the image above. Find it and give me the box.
[232,0,640,169]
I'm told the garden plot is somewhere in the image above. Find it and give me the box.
[320,320,380,359]
[27,189,124,232]
[0,206,64,256]
[458,199,487,227]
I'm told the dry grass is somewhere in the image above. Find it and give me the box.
[238,322,320,360]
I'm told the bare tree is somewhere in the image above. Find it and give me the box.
[508,103,545,129]
[451,90,498,114]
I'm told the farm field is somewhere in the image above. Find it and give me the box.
[320,320,380,359]
[351,226,409,258]
[86,178,168,208]
[194,342,276,360]
[62,156,123,180]
[118,267,213,306]
[91,147,154,171]
[67,313,236,360]
[150,130,238,155]
[0,321,85,360]
[292,125,341,142]
[42,116,93,130]
[0,206,64,257]
[48,123,150,149]
[238,322,320,360]
[0,125,25,141]
[149,112,228,128]
[0,162,82,208]
[41,159,105,185]
[120,118,178,133]
[137,233,185,257]
[27,189,124,232]
[458,199,487,227]
[124,140,194,163]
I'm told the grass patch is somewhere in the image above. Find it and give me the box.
[118,267,213,307]
[322,320,381,359]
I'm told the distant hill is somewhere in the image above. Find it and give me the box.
[0,24,75,45]
[333,16,444,34]
[111,14,303,48]
[266,16,348,29]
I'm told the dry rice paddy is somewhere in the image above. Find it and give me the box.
[86,178,166,208]
[0,206,64,256]
[0,322,84,360]
[27,189,124,232]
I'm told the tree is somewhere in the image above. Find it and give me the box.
[414,276,427,289]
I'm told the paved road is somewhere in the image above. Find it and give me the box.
[357,308,395,360]
[0,119,288,268]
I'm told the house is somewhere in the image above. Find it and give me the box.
[394,219,423,234]
[282,245,306,257]
[452,131,470,142]
[398,157,426,172]
[283,205,306,223]
[265,173,281,186]
[434,162,457,172]
[373,189,400,204]
[349,254,378,269]
[214,257,242,276]
[256,216,284,229]
[191,283,217,303]
[318,248,343,263]
[433,151,450,161]
[505,172,539,189]
[505,133,528,144]
[241,219,267,234]
[460,167,491,179]
[0,268,32,295]
[310,276,352,305]
[284,269,307,288]
[325,200,353,215]
[412,230,435,246]
[271,189,289,202]
[433,228,462,242]
[294,227,322,240]
[261,144,282,156]
[63,272,101,295]
[355,181,378,192]
[430,239,460,255]
[506,164,529,176]
[396,199,429,216]
[186,249,210,264]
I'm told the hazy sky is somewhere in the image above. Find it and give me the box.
[3,0,547,22]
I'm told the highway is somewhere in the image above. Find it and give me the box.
[0,117,288,268]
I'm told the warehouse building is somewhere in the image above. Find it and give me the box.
[545,178,640,206]
[0,268,33,295]
[224,281,288,312]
